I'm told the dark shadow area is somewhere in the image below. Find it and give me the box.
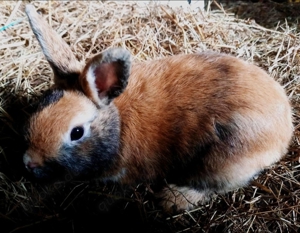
[209,0,300,29]
[0,93,32,180]
[1,178,172,233]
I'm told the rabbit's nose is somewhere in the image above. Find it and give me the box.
[25,161,39,171]
[23,153,40,171]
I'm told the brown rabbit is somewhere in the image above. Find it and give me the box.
[23,4,293,212]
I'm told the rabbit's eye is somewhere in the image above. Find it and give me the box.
[70,127,84,141]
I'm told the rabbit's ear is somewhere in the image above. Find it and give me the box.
[80,48,131,106]
[25,5,82,89]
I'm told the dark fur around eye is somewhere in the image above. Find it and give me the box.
[28,89,64,115]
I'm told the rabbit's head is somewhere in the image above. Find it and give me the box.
[23,5,131,180]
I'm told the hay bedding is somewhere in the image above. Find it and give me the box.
[0,0,299,232]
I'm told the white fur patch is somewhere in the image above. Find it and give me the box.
[159,184,211,212]
[216,149,283,193]
[23,153,32,169]
[86,65,110,105]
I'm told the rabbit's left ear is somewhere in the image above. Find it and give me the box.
[80,48,131,106]
[25,4,83,89]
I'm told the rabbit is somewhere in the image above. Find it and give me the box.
[23,4,293,213]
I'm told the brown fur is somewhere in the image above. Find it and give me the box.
[24,5,293,212]
[27,92,95,165]
[112,53,292,184]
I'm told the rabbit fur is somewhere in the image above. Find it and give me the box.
[23,5,293,212]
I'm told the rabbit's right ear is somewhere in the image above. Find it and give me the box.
[25,5,82,89]
[80,48,131,106]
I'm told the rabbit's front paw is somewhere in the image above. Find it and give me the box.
[158,184,211,213]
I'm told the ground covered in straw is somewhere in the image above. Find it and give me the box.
[0,1,300,232]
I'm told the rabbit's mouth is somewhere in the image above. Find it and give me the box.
[24,158,66,182]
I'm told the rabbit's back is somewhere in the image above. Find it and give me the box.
[114,52,293,186]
